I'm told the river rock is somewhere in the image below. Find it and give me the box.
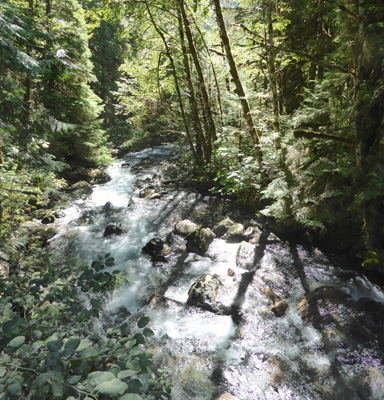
[69,181,93,195]
[225,223,245,243]
[213,217,234,238]
[148,294,184,309]
[88,168,111,184]
[186,228,215,256]
[262,287,289,317]
[236,241,256,270]
[142,238,169,262]
[297,286,384,348]
[41,212,56,224]
[103,224,123,237]
[175,220,198,236]
[187,274,227,313]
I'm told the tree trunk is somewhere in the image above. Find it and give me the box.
[266,2,281,149]
[354,0,384,261]
[145,0,198,164]
[178,8,209,162]
[212,0,263,169]
[178,0,217,154]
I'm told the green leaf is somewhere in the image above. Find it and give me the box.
[0,368,6,377]
[127,378,142,394]
[76,339,92,352]
[129,347,143,357]
[78,347,98,358]
[143,327,154,337]
[7,382,22,396]
[124,340,137,349]
[117,370,138,379]
[8,335,25,348]
[137,316,149,328]
[87,371,115,387]
[105,257,115,266]
[134,333,145,345]
[52,381,63,397]
[119,394,143,400]
[47,339,62,352]
[92,260,104,271]
[94,378,128,397]
[64,337,81,352]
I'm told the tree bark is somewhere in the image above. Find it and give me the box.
[177,7,209,162]
[178,0,217,154]
[145,0,198,164]
[212,0,263,169]
[266,2,281,149]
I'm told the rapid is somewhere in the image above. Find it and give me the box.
[49,145,384,400]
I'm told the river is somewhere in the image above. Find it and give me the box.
[50,145,384,400]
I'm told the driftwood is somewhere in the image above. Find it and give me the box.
[293,129,356,146]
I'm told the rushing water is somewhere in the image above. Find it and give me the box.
[50,145,384,400]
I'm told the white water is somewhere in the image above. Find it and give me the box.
[50,146,384,400]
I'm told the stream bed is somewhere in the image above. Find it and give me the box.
[50,145,384,400]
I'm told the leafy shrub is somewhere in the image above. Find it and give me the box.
[0,254,171,399]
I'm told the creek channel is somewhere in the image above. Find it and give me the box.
[50,145,384,400]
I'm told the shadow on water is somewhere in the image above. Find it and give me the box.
[288,241,358,399]
[211,231,270,397]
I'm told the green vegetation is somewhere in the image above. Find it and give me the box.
[0,253,171,399]
[1,0,384,397]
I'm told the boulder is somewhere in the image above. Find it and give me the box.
[213,218,234,238]
[121,162,130,168]
[175,220,198,237]
[69,181,93,195]
[103,201,113,214]
[88,169,111,184]
[186,228,215,256]
[41,213,55,225]
[103,224,123,237]
[142,238,169,262]
[187,274,227,313]
[225,223,245,243]
[236,241,256,270]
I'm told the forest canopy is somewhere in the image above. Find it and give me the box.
[1,0,383,269]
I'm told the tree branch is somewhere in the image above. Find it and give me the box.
[293,129,356,146]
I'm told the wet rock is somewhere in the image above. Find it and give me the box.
[271,300,289,317]
[262,287,289,317]
[41,213,56,224]
[69,181,93,195]
[0,250,10,277]
[236,241,256,270]
[297,286,384,348]
[121,162,130,168]
[88,168,111,184]
[213,218,234,238]
[103,201,113,214]
[248,226,263,244]
[128,196,141,206]
[103,224,123,237]
[186,228,215,256]
[225,223,245,243]
[142,238,169,262]
[148,294,184,308]
[166,231,187,253]
[175,220,198,237]
[147,191,162,200]
[187,274,227,314]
